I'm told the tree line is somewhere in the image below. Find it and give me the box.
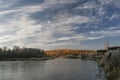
[0,46,46,59]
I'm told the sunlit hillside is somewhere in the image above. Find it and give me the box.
[46,49,96,57]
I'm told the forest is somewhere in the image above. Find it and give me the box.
[0,46,46,60]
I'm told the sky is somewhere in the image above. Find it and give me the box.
[0,0,120,50]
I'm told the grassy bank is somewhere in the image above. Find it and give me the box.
[86,52,120,80]
[99,54,120,80]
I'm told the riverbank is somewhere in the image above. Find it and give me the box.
[85,52,120,80]
[0,57,54,61]
[64,53,120,80]
[99,55,120,80]
[84,55,120,80]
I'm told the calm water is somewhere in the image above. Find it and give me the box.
[0,58,105,80]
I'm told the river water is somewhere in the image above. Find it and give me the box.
[0,58,105,80]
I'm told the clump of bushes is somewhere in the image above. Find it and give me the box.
[101,54,120,80]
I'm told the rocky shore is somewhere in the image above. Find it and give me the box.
[98,54,120,80]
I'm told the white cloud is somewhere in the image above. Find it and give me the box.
[76,1,96,9]
[44,0,77,4]
[99,0,113,5]
[0,0,77,18]
[106,26,120,30]
[85,36,104,40]
[0,0,120,49]
[99,0,120,7]
[112,0,120,7]
[98,6,106,16]
[0,0,104,49]
[0,9,21,15]
[89,28,120,38]
[45,15,93,28]
[109,14,120,20]
[0,0,17,8]
[0,14,42,43]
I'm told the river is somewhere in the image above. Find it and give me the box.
[0,58,105,80]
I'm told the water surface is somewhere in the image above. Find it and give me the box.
[0,58,105,80]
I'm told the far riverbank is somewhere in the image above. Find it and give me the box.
[0,57,55,61]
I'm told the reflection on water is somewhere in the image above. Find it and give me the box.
[0,59,105,80]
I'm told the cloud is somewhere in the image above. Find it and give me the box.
[75,1,96,9]
[113,0,120,7]
[99,0,113,5]
[109,14,120,20]
[0,9,21,15]
[0,0,17,8]
[44,15,93,28]
[99,0,120,8]
[88,27,120,38]
[0,0,120,49]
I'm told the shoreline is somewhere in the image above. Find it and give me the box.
[0,57,54,61]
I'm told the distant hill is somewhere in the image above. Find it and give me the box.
[46,49,96,57]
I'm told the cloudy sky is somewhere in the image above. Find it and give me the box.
[0,0,120,50]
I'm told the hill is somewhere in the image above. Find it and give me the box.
[46,49,96,57]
